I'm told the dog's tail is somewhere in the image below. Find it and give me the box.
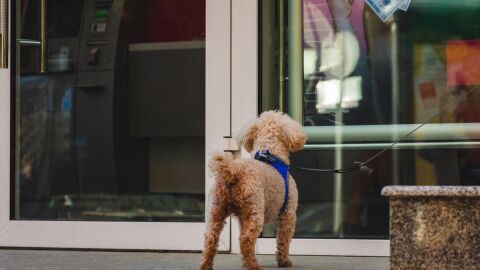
[209,152,237,184]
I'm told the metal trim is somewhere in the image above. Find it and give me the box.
[128,41,206,51]
[0,0,8,68]
[305,123,480,143]
[304,141,480,150]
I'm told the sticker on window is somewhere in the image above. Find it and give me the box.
[364,0,410,22]
[398,0,411,11]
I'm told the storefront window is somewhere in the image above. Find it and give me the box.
[261,0,480,239]
[14,0,206,222]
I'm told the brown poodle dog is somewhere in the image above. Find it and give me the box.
[200,111,307,270]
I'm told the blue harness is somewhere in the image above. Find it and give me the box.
[254,149,289,213]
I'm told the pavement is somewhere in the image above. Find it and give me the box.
[0,249,389,270]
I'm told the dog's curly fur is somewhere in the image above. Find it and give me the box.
[200,111,307,270]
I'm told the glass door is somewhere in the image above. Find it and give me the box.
[252,0,480,256]
[256,0,389,256]
[0,0,231,250]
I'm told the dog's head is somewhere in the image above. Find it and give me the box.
[236,110,307,154]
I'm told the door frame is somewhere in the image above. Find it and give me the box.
[229,0,389,256]
[0,0,230,251]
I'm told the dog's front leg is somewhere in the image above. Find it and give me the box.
[200,203,229,270]
[239,212,264,270]
[275,209,296,267]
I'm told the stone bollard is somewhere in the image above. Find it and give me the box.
[382,186,480,270]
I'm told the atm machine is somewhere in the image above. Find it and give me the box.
[73,0,148,194]
[19,0,150,217]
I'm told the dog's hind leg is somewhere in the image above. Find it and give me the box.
[239,211,264,270]
[199,202,229,270]
[275,209,296,267]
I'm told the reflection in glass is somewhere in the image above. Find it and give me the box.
[303,0,390,126]
[260,0,480,239]
[15,0,206,221]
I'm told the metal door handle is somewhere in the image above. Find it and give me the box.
[18,39,41,47]
[40,0,47,73]
[17,0,47,73]
[0,0,8,68]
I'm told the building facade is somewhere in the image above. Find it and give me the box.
[1,0,479,256]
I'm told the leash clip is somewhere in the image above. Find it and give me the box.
[255,150,275,163]
[354,161,374,174]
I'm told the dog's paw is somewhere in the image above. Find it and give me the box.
[277,258,293,268]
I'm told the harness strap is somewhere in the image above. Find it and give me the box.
[254,150,289,213]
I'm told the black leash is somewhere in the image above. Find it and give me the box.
[292,86,478,174]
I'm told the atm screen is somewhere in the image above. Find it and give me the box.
[47,0,86,38]
[21,0,86,39]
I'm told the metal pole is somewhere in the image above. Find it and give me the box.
[40,0,47,73]
[391,22,399,184]
[287,0,302,122]
[334,32,346,235]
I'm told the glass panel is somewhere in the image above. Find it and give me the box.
[260,0,480,239]
[14,0,206,221]
[302,0,480,126]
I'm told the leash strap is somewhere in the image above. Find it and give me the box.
[254,150,289,213]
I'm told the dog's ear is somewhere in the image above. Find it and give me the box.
[280,115,307,152]
[235,119,258,153]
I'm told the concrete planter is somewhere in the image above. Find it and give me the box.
[382,186,480,270]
